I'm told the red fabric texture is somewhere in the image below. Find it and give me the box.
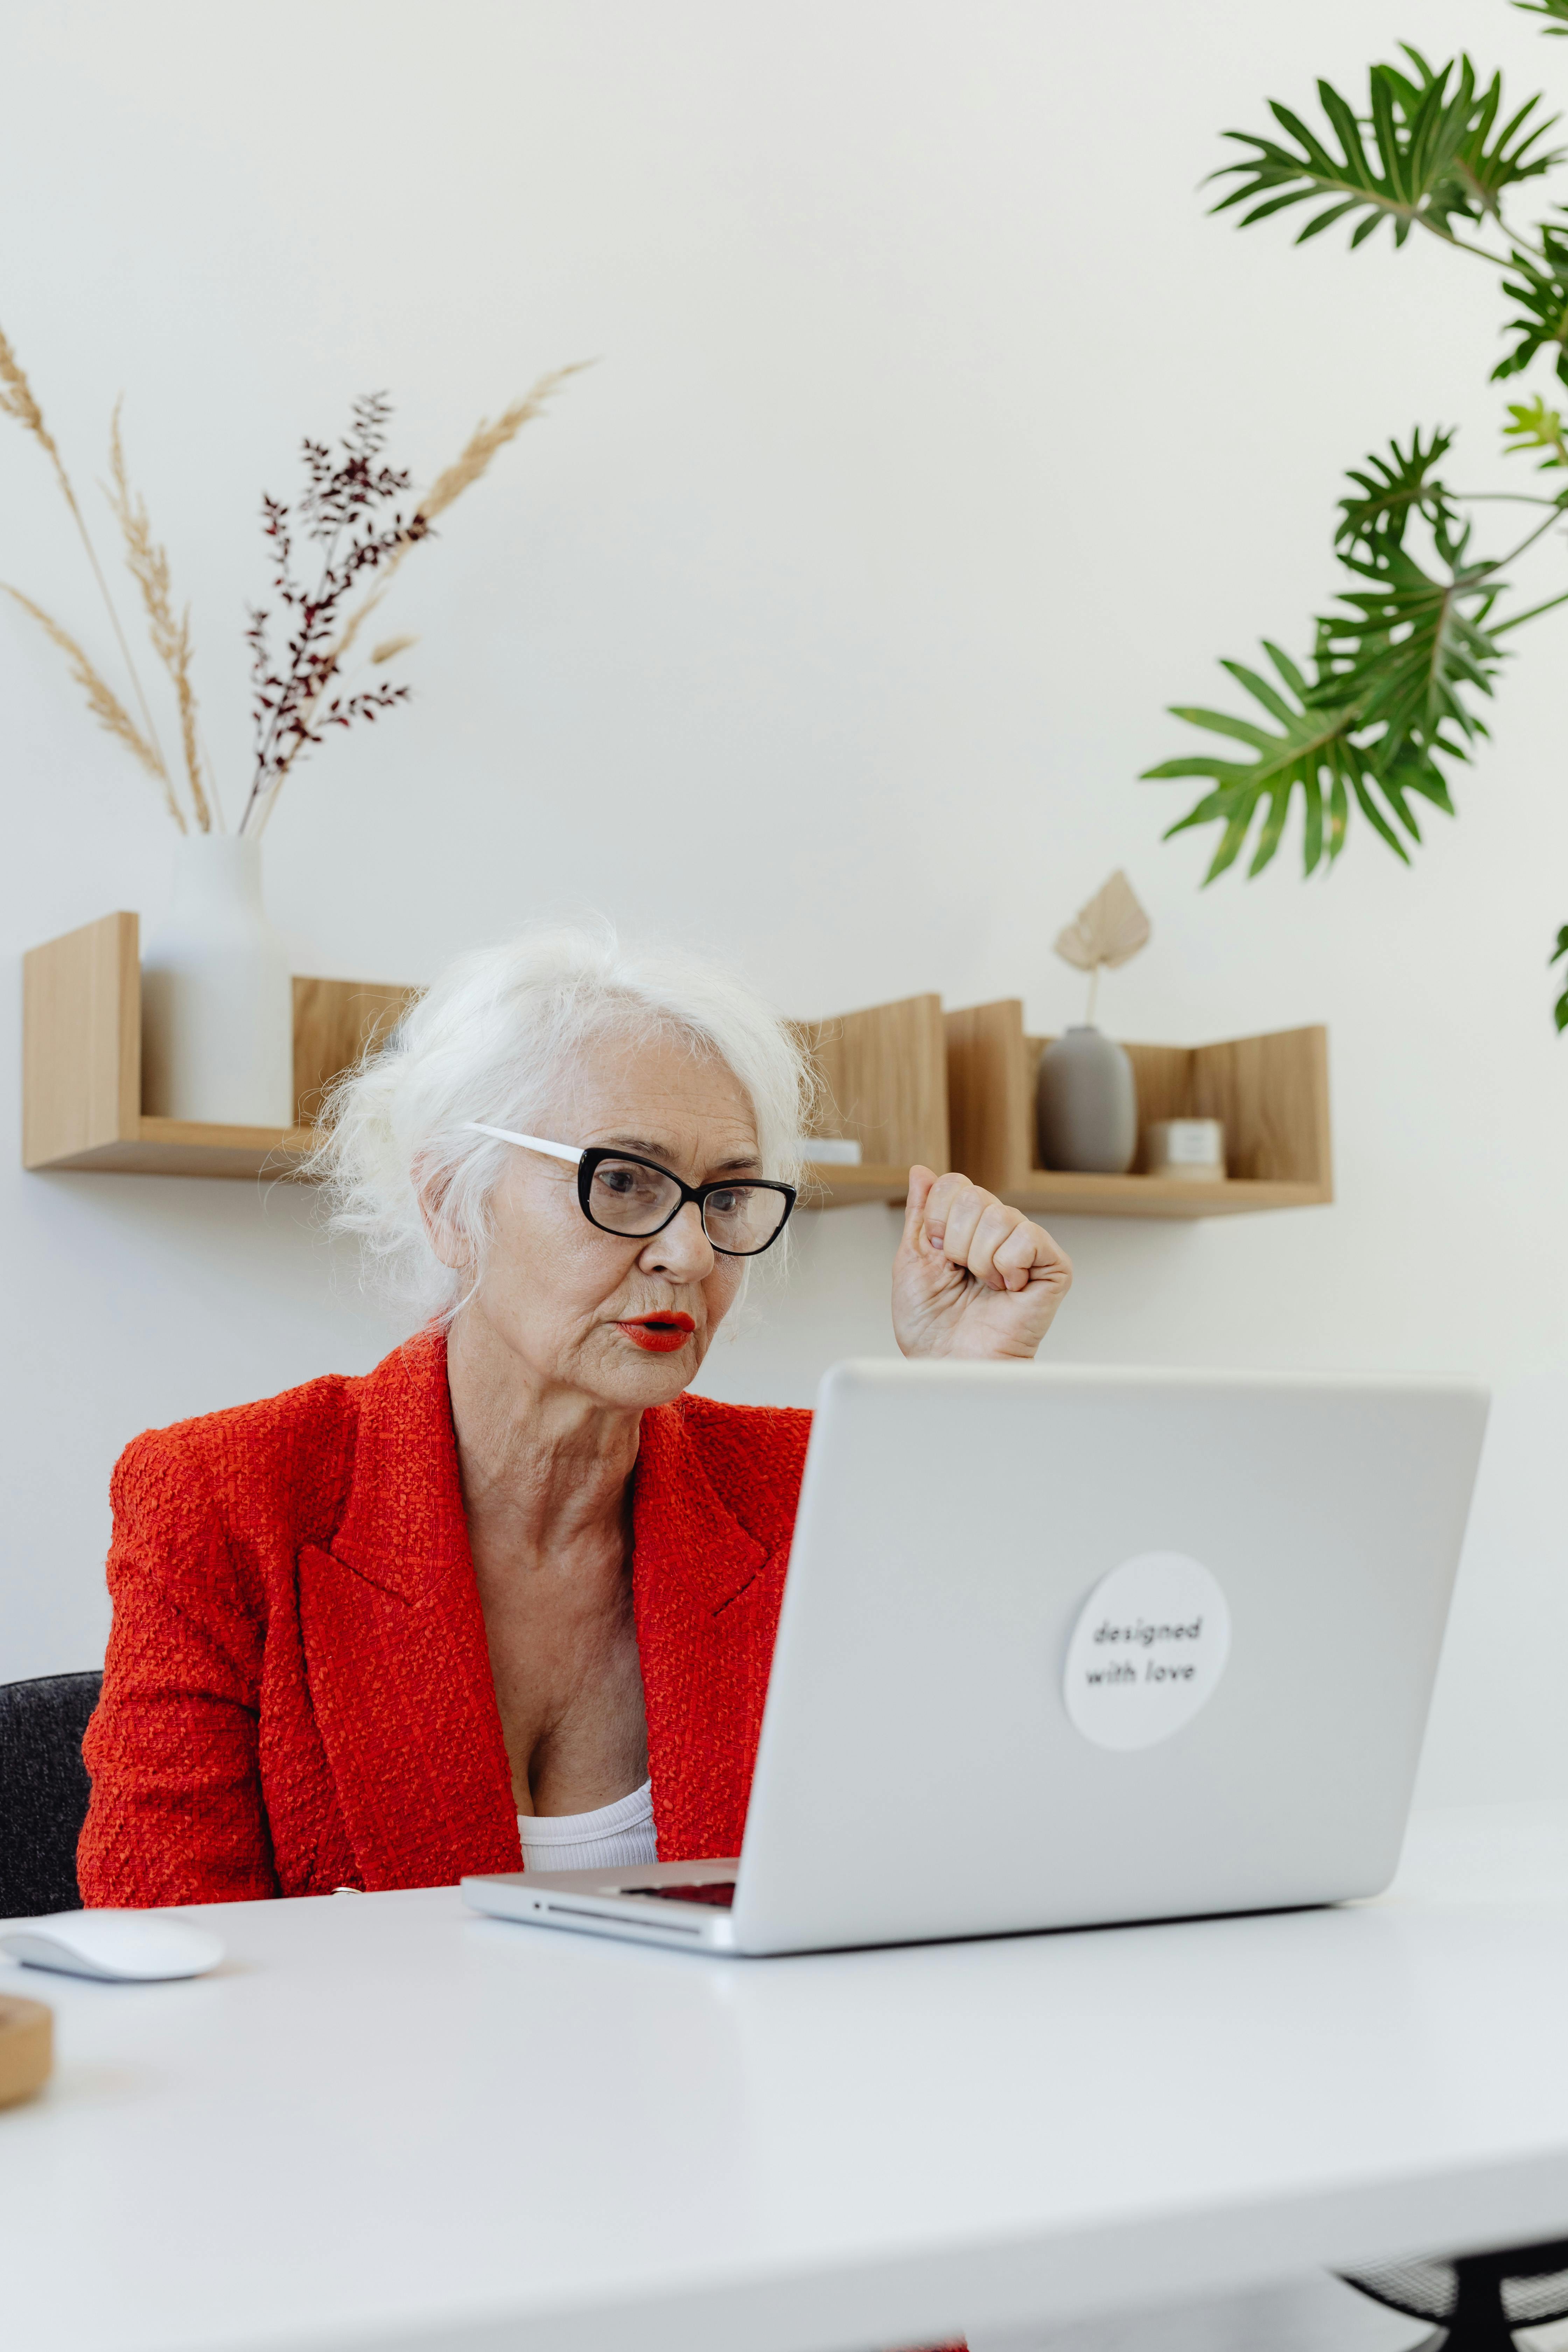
[78,1329,812,1906]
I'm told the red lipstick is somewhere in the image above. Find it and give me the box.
[617,1311,696,1354]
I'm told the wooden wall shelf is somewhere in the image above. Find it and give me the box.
[23,920,1329,1219]
[794,992,949,1207]
[944,1000,1332,1220]
[21,915,946,1209]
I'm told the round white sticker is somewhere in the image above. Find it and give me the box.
[1062,1551,1231,1751]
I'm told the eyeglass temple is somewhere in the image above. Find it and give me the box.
[463,1122,584,1165]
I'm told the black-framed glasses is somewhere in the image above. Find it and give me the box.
[464,1124,797,1256]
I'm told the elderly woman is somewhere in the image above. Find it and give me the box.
[78,927,1070,1905]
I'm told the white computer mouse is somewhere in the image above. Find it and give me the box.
[0,1909,224,1981]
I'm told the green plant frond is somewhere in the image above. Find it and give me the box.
[1212,53,1560,249]
[1216,656,1297,723]
[1296,197,1368,243]
[1460,86,1565,212]
[1494,214,1568,382]
[1431,505,1478,572]
[1300,766,1325,870]
[1517,0,1568,35]
[1552,923,1568,964]
[1262,639,1310,698]
[1313,532,1507,752]
[1352,208,1404,250]
[1370,762,1423,842]
[1211,57,1489,249]
[1503,392,1568,464]
[1386,747,1456,812]
[1164,704,1280,751]
[1346,773,1411,862]
[1246,782,1297,875]
[1386,47,1566,223]
[1141,644,1443,881]
[1367,738,1457,835]
[1335,428,1456,548]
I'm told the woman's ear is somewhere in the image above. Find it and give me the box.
[414,1157,469,1276]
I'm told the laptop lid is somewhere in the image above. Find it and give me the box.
[729,1360,1488,1956]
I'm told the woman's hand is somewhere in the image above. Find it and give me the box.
[891,1166,1071,1362]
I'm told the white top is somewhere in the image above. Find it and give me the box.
[6,1802,1568,2352]
[517,1780,657,1874]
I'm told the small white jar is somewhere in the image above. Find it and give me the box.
[1145,1118,1226,1181]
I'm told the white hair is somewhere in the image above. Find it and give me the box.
[312,919,816,1321]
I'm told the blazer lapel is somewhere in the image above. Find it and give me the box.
[298,1331,521,1890]
[296,1338,786,1886]
[632,1402,778,1863]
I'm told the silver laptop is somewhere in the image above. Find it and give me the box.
[463,1359,1488,1956]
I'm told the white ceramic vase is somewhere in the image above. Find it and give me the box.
[140,835,294,1127]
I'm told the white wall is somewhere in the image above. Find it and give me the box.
[1,0,1564,1804]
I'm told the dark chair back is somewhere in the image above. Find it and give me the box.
[0,1671,102,1918]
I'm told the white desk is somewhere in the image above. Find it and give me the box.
[5,1802,1568,2352]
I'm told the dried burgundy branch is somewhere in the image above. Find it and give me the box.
[241,394,428,834]
[241,368,578,838]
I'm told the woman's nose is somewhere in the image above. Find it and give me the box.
[639,1200,714,1279]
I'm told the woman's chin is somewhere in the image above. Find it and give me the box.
[594,1328,702,1402]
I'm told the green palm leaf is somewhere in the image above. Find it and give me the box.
[1143,643,1413,881]
[1314,534,1506,751]
[1213,52,1560,248]
[1517,0,1568,36]
[1211,55,1489,248]
[1458,85,1564,212]
[1145,420,1516,882]
[1335,427,1457,548]
[1503,392,1568,464]
[1494,214,1568,381]
[1169,0,1568,1007]
[1381,47,1563,227]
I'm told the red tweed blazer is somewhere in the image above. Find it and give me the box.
[78,1330,812,1907]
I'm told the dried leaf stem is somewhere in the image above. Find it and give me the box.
[106,401,212,829]
[0,323,171,786]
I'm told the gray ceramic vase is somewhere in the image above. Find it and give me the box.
[1036,1026,1138,1173]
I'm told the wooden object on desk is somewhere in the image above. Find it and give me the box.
[0,1996,52,2109]
[794,992,949,1207]
[23,919,946,1206]
[945,999,1331,1219]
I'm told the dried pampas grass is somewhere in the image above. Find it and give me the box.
[0,325,63,473]
[106,401,212,830]
[4,315,586,839]
[1,323,169,780]
[1,583,183,825]
[417,362,593,524]
[337,360,593,634]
